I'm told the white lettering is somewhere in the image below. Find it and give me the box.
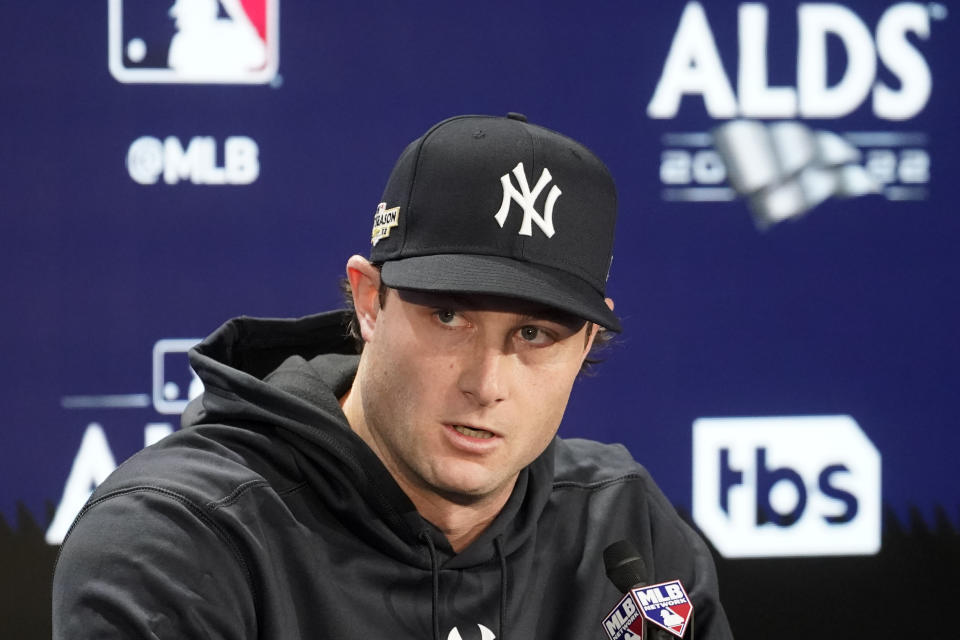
[127,136,165,184]
[637,588,662,607]
[661,150,692,184]
[650,2,934,121]
[165,136,209,184]
[873,3,931,120]
[798,4,876,118]
[647,2,737,119]
[866,149,898,184]
[691,149,727,184]
[738,4,797,117]
[605,612,625,635]
[897,148,929,183]
[200,137,227,185]
[225,136,260,184]
[126,136,260,185]
[45,423,117,545]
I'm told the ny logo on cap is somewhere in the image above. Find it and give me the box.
[493,162,561,238]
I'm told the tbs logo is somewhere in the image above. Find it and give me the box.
[108,0,279,84]
[693,415,881,558]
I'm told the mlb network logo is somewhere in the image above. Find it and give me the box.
[108,0,279,84]
[693,415,881,558]
[602,580,694,640]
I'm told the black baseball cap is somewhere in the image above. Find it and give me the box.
[369,113,620,332]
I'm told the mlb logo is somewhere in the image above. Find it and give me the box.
[108,0,279,84]
[602,592,645,640]
[632,580,693,639]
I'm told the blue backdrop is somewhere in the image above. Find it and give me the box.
[2,1,957,637]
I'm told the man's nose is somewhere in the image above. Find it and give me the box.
[457,344,509,407]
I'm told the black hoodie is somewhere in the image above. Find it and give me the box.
[53,311,733,640]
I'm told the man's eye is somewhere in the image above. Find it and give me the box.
[518,326,553,345]
[435,309,458,324]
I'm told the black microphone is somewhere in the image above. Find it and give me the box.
[604,539,649,593]
[603,540,655,640]
[603,540,695,640]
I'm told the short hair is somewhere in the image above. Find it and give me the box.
[338,269,615,376]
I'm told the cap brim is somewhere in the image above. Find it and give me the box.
[379,254,621,332]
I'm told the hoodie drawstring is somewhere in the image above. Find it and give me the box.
[494,535,507,640]
[420,532,509,640]
[420,531,441,640]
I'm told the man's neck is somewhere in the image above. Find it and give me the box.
[402,477,514,553]
[340,385,513,553]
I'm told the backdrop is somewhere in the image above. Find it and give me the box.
[2,1,958,637]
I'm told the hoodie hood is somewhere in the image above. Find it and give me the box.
[183,310,557,569]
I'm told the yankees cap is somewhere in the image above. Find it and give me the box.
[370,113,620,332]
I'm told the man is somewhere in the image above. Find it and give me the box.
[53,114,733,639]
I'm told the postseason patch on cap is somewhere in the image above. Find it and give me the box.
[632,580,693,638]
[371,202,400,246]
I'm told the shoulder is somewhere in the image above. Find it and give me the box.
[53,424,283,632]
[92,422,298,506]
[552,437,653,488]
[549,437,702,564]
[60,423,302,554]
[549,437,684,535]
[52,431,262,637]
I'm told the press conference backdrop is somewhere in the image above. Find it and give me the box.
[2,1,957,637]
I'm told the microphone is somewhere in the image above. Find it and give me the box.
[601,540,695,640]
[604,539,650,592]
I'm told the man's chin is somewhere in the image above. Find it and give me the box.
[429,472,515,506]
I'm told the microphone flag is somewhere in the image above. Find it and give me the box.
[631,579,693,638]
[601,592,645,640]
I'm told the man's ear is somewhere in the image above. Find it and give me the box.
[582,297,615,358]
[346,255,383,343]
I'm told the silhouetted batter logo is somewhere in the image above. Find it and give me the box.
[632,580,692,638]
[602,579,695,640]
[108,0,279,84]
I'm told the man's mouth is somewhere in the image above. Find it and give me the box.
[451,425,495,439]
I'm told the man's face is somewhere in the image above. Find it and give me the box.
[353,288,596,505]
